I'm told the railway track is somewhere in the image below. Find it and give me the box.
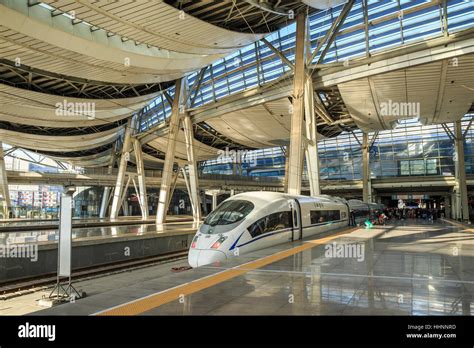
[0,250,189,299]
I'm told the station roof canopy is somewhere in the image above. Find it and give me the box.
[0,0,472,169]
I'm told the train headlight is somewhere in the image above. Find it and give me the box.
[211,236,228,249]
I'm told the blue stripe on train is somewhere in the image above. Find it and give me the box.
[231,219,346,250]
[229,231,245,250]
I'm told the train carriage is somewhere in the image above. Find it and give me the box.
[188,192,349,268]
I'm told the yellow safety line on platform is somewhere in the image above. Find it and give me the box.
[97,227,358,316]
[442,218,474,232]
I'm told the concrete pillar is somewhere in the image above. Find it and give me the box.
[0,142,10,218]
[454,121,470,222]
[118,176,131,217]
[181,167,192,213]
[110,118,134,219]
[165,169,179,214]
[283,147,289,191]
[183,112,202,222]
[99,187,111,218]
[287,12,307,195]
[99,144,116,218]
[362,132,372,203]
[133,139,148,220]
[157,78,184,224]
[303,77,320,196]
[450,191,457,219]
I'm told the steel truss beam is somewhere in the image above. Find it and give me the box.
[0,60,173,99]
[308,0,355,68]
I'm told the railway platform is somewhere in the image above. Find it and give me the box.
[8,219,470,316]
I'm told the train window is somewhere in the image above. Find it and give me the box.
[248,219,265,238]
[248,211,292,238]
[204,200,254,228]
[310,210,341,224]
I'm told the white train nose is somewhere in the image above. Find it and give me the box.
[188,249,227,268]
[188,249,200,268]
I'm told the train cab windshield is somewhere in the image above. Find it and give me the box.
[203,200,254,229]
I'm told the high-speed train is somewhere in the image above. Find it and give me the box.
[188,192,382,268]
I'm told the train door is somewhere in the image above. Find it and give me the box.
[288,199,302,241]
[344,203,352,226]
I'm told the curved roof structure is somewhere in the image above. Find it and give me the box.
[1,0,473,173]
[40,0,267,55]
[0,3,222,84]
[147,128,218,162]
[0,59,172,99]
[204,97,328,148]
[0,83,159,127]
[0,124,123,152]
[34,146,115,168]
[165,0,308,34]
[337,59,474,131]
[0,0,307,168]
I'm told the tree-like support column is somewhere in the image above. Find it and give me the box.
[283,147,289,192]
[287,12,307,195]
[454,121,470,222]
[110,118,134,219]
[133,138,149,220]
[304,78,320,196]
[99,187,112,219]
[362,132,372,203]
[156,78,184,224]
[99,144,116,218]
[450,191,457,219]
[182,112,202,222]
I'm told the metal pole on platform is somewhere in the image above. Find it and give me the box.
[362,132,372,203]
[47,185,82,304]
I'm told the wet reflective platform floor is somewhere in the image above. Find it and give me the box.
[27,219,474,316]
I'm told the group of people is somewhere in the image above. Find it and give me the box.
[373,207,443,225]
[350,207,444,228]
